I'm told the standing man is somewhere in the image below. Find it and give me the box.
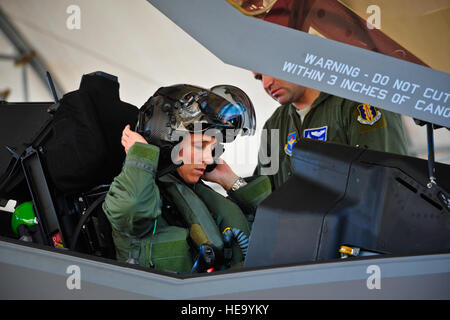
[253,73,409,191]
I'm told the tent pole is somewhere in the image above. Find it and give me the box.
[0,7,64,99]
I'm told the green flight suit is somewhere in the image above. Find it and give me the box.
[254,92,409,191]
[102,142,271,273]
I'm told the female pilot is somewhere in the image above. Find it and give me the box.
[102,84,271,273]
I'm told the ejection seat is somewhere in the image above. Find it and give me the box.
[0,72,138,259]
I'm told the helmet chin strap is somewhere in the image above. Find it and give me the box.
[155,136,184,178]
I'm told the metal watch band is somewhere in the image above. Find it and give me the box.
[231,177,245,191]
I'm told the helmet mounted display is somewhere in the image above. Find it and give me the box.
[136,84,256,147]
[136,84,256,176]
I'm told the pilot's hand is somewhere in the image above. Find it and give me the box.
[202,160,245,191]
[121,124,148,154]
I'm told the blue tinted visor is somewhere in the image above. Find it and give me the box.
[210,85,256,136]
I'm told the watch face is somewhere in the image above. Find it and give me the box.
[232,178,244,191]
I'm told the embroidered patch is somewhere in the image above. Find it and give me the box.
[357,104,382,125]
[284,132,297,156]
[303,126,328,141]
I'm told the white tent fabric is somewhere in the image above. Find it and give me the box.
[0,0,449,182]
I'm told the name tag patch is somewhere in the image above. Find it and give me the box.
[303,126,328,141]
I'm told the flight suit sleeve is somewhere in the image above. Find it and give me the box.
[227,175,272,215]
[344,101,409,155]
[232,116,275,213]
[102,142,162,238]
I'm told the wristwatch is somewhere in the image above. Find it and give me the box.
[231,177,245,191]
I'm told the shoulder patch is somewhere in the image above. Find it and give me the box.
[357,104,382,125]
[284,131,297,156]
[303,126,328,141]
[354,104,387,134]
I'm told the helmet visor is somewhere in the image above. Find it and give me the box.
[209,84,256,136]
[154,84,256,138]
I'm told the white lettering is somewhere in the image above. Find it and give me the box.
[324,59,333,70]
[224,305,270,315]
[372,73,390,86]
[424,103,434,113]
[414,100,449,117]
[392,79,420,94]
[340,79,387,100]
[327,74,338,85]
[423,88,450,103]
[290,55,359,78]
[366,5,381,29]
[258,129,280,175]
[415,100,425,110]
[391,93,410,104]
[314,57,324,68]
[444,107,450,118]
[366,265,381,289]
[282,61,297,73]
[181,304,215,317]
[66,5,81,30]
[304,53,317,65]
[66,265,81,290]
